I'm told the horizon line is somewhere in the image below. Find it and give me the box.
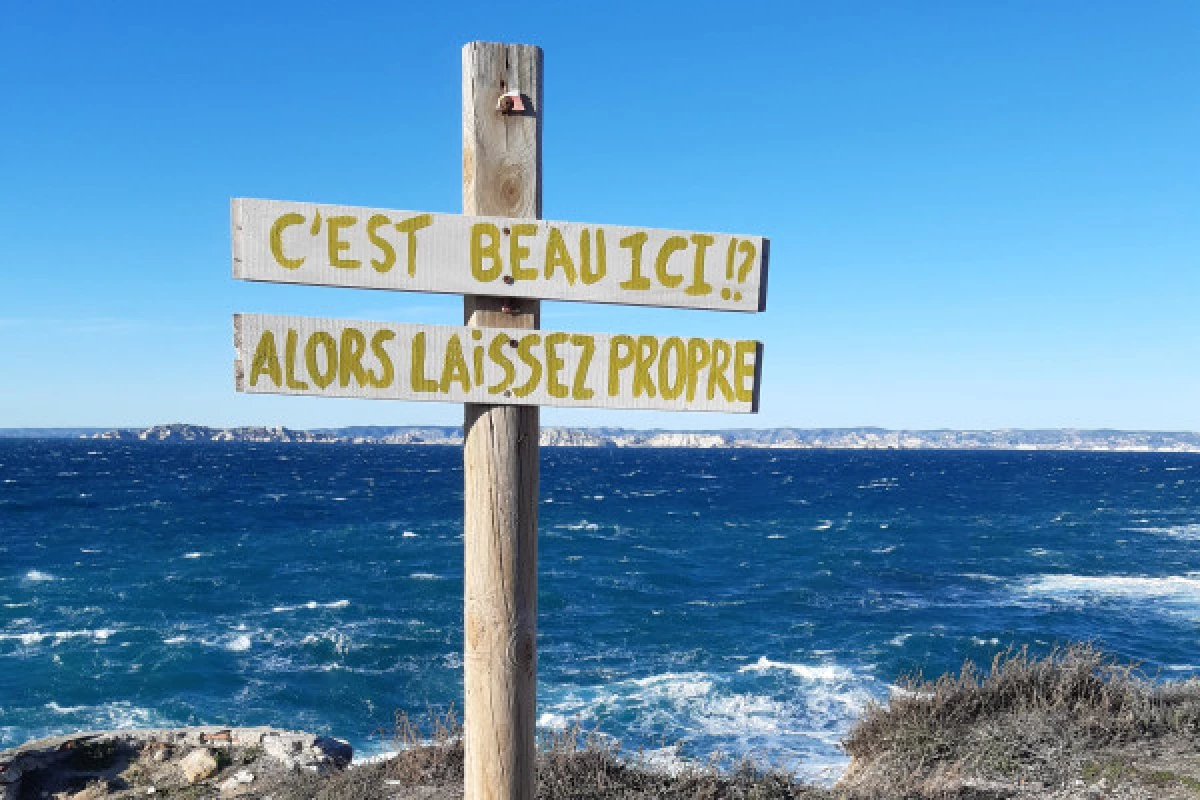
[5,423,1200,435]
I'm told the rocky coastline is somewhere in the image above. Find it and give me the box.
[0,727,350,799]
[63,423,1200,452]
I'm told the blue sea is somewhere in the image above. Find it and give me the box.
[2,441,1199,782]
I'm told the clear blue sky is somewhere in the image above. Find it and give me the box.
[2,1,1197,430]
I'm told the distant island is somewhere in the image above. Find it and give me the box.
[2,423,1199,452]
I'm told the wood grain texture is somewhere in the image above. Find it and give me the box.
[461,41,541,800]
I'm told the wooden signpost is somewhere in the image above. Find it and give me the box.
[231,41,769,800]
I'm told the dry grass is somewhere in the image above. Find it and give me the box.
[841,642,1200,792]
[269,707,824,799]
[846,643,1200,757]
[536,721,824,798]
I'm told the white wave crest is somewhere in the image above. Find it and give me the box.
[959,573,1003,583]
[37,701,172,731]
[226,634,253,652]
[539,664,878,785]
[271,599,351,613]
[300,629,353,656]
[1021,573,1200,601]
[22,569,57,582]
[1127,523,1200,542]
[637,746,692,776]
[557,520,600,531]
[536,711,572,730]
[738,657,854,682]
[0,629,114,645]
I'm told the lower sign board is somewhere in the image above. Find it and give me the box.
[234,313,762,413]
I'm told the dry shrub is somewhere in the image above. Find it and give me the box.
[267,706,464,800]
[536,719,822,798]
[382,704,464,786]
[843,642,1200,785]
[270,710,821,798]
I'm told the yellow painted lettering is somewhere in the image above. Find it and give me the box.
[618,232,651,290]
[737,240,757,282]
[338,328,369,388]
[581,228,606,285]
[707,339,734,401]
[369,330,395,388]
[326,216,360,269]
[685,338,711,401]
[658,336,685,400]
[470,223,503,282]
[608,335,636,397]
[487,334,516,394]
[410,332,439,392]
[440,334,471,393]
[513,333,542,398]
[633,335,658,398]
[269,213,306,269]
[510,223,538,281]
[471,329,484,386]
[367,214,396,273]
[685,234,715,296]
[543,332,570,399]
[304,331,337,389]
[654,236,688,288]
[284,329,309,390]
[248,330,282,387]
[734,340,757,403]
[570,334,595,400]
[395,214,433,277]
[544,227,577,284]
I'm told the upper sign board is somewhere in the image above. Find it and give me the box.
[232,199,768,312]
[235,313,762,413]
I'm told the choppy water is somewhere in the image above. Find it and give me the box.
[2,441,1198,782]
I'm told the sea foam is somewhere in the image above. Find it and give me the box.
[226,634,253,652]
[1021,573,1200,601]
[738,657,854,682]
[22,569,56,582]
[1127,523,1200,541]
[538,663,875,785]
[271,600,351,613]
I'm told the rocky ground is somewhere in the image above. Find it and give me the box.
[0,727,351,799]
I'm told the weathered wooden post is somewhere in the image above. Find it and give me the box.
[460,41,541,800]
